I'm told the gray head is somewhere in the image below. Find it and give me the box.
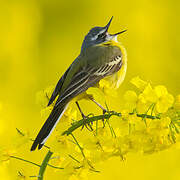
[81,17,126,52]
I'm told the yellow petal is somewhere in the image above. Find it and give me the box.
[142,84,158,102]
[130,76,148,91]
[124,90,138,102]
[154,85,168,97]
[156,94,174,113]
[86,87,105,103]
[68,175,79,180]
[40,106,52,118]
[174,94,180,110]
[99,79,111,89]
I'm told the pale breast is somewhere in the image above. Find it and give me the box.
[98,43,127,89]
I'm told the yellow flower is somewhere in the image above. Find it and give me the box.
[136,98,150,114]
[63,106,78,123]
[0,166,11,180]
[31,78,180,175]
[0,148,16,164]
[49,154,65,169]
[128,114,141,124]
[51,135,72,155]
[99,78,111,89]
[121,109,129,120]
[174,94,180,110]
[114,128,121,137]
[96,127,111,142]
[140,84,158,103]
[74,143,91,158]
[40,106,52,119]
[136,84,174,113]
[68,174,79,180]
[12,129,30,149]
[99,79,118,97]
[17,170,30,179]
[123,90,138,111]
[86,87,105,104]
[43,85,54,99]
[78,168,89,180]
[154,85,174,113]
[35,86,54,107]
[130,76,148,91]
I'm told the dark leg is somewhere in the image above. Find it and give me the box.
[75,101,86,119]
[75,101,93,131]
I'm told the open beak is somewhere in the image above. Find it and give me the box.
[111,29,127,37]
[103,17,127,42]
[104,16,127,37]
[104,16,113,32]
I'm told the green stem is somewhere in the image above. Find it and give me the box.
[47,164,64,170]
[68,154,81,163]
[10,155,63,170]
[96,120,98,136]
[106,119,116,138]
[70,133,85,158]
[10,156,41,167]
[62,111,160,136]
[38,150,53,180]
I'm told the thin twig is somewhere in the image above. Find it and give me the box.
[10,156,41,167]
[62,111,160,136]
[70,133,85,158]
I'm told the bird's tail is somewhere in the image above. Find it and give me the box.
[31,103,67,151]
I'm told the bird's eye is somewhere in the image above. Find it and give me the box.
[97,33,106,40]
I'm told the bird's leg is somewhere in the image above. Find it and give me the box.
[75,101,93,131]
[90,98,107,127]
[75,101,86,119]
[90,99,107,113]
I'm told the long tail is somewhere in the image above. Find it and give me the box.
[31,103,67,151]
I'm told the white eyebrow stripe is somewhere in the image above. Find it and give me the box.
[91,29,106,41]
[91,35,98,41]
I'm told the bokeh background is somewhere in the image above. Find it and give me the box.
[0,0,180,179]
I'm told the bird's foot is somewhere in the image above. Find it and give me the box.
[81,113,94,131]
[102,109,108,127]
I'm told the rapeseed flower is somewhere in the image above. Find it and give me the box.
[4,77,180,179]
[174,94,180,110]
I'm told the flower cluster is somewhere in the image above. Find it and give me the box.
[31,76,180,180]
[2,77,180,180]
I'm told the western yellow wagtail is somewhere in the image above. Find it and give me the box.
[31,17,127,151]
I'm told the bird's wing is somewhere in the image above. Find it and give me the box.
[47,57,83,106]
[55,54,123,107]
[48,67,71,106]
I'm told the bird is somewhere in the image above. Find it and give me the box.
[31,16,127,151]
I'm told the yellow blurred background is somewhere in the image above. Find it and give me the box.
[0,0,180,179]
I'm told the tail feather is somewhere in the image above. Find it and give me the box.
[31,103,67,151]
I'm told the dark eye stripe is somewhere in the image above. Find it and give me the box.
[97,33,106,40]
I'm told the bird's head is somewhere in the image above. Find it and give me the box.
[81,16,126,52]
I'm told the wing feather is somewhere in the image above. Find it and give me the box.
[47,67,71,106]
[55,55,122,107]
